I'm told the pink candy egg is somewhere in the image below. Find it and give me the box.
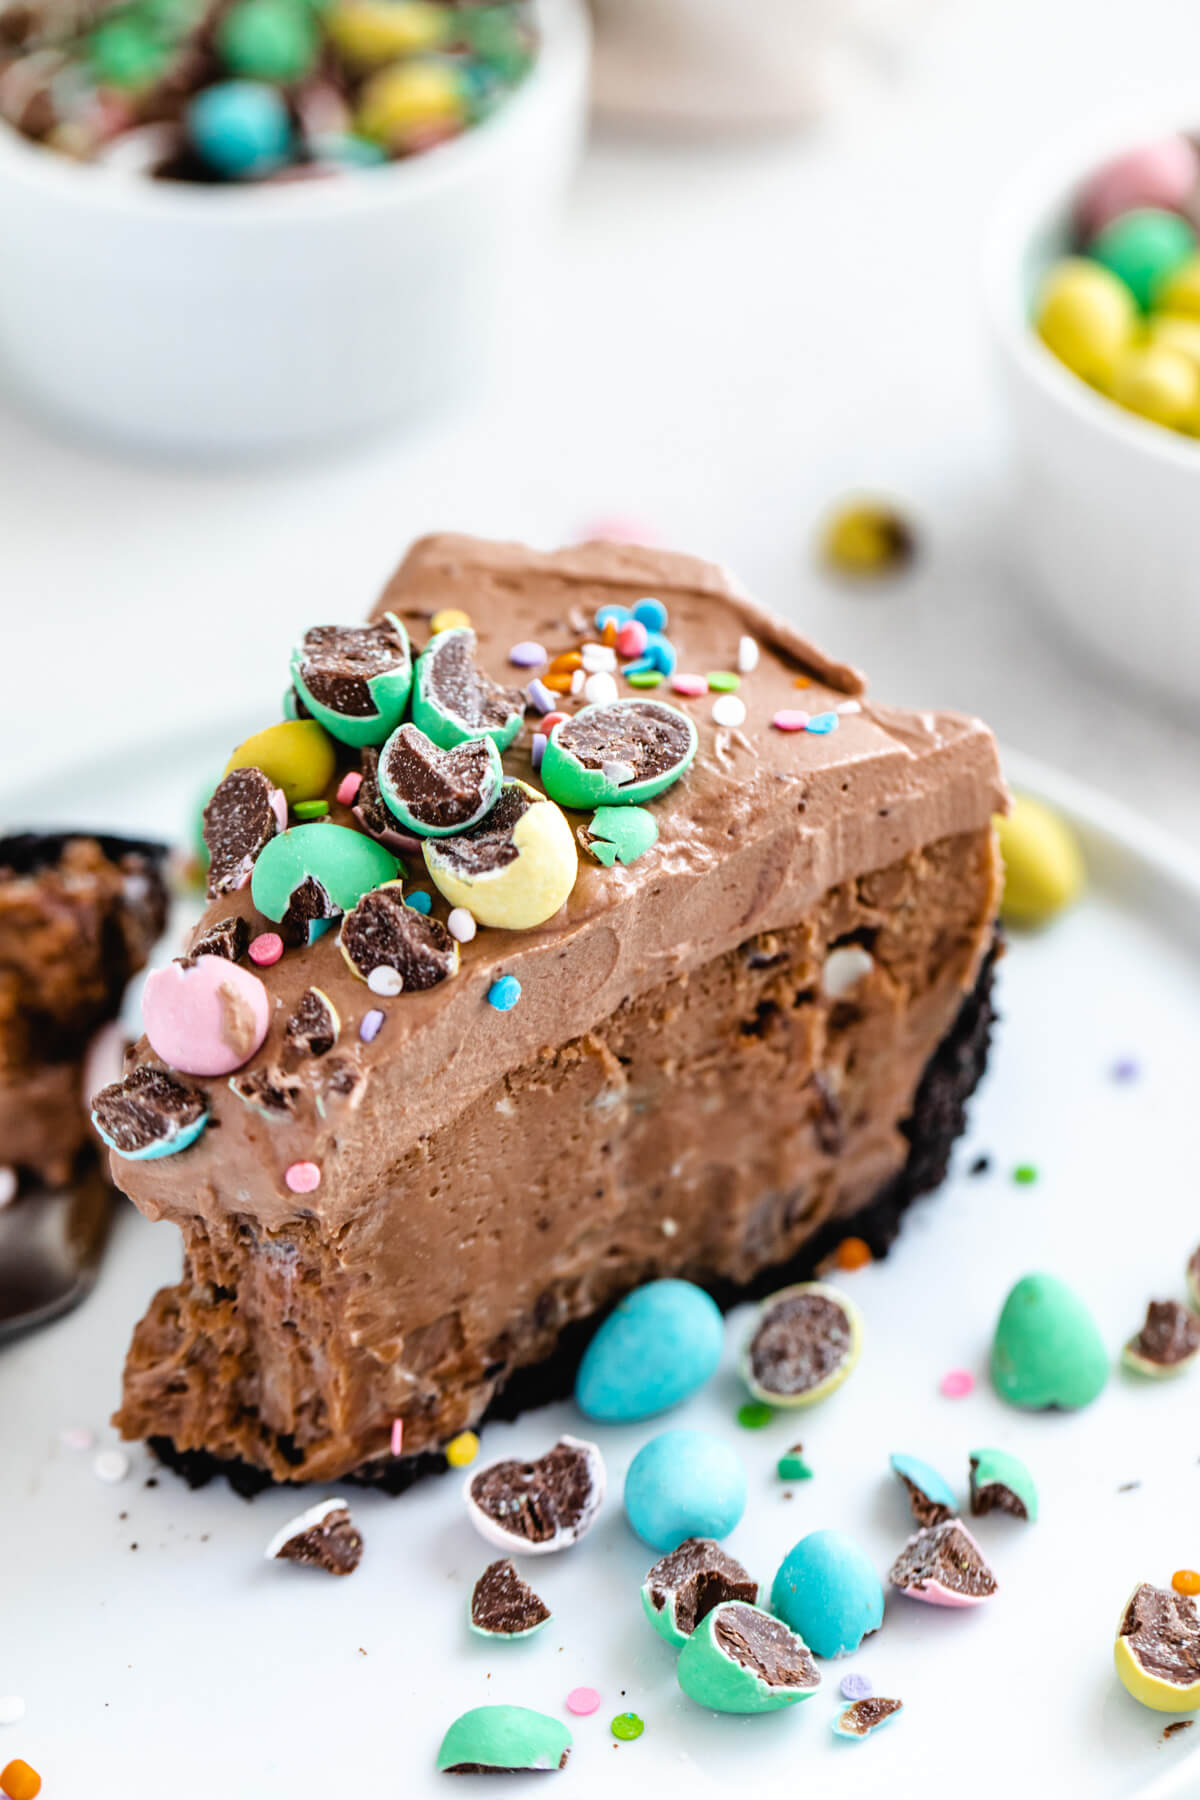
[142,957,270,1077]
[1077,137,1200,237]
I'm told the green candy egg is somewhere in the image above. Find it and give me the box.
[990,1273,1109,1411]
[541,699,698,811]
[1089,208,1198,312]
[969,1447,1039,1522]
[217,0,319,81]
[676,1602,821,1715]
[289,614,413,749]
[88,14,171,88]
[250,823,398,923]
[435,1705,572,1774]
[411,627,524,753]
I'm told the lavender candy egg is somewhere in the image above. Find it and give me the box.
[142,957,270,1077]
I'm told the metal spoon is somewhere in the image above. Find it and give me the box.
[0,1159,112,1342]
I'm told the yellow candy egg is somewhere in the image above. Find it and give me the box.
[1107,341,1200,430]
[1035,257,1136,386]
[223,720,337,807]
[430,607,472,634]
[324,0,449,68]
[357,56,465,148]
[1156,253,1200,318]
[1147,312,1200,364]
[995,794,1085,929]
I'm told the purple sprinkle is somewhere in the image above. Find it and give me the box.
[1111,1058,1140,1083]
[360,1009,385,1043]
[509,640,547,668]
[531,732,547,771]
[840,1672,873,1701]
[526,678,556,715]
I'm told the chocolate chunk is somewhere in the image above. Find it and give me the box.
[265,1499,362,1575]
[202,766,283,899]
[470,1560,551,1637]
[889,1520,998,1601]
[93,1065,207,1156]
[188,915,250,964]
[339,886,458,991]
[422,629,524,733]
[285,987,338,1059]
[381,725,499,833]
[280,874,336,948]
[644,1538,758,1637]
[1164,1720,1194,1739]
[229,1066,302,1119]
[427,785,531,877]
[1125,1299,1200,1373]
[298,619,409,718]
[745,1284,859,1403]
[321,1058,363,1105]
[466,1437,604,1552]
[1120,1584,1200,1686]
[556,700,692,776]
[713,1602,820,1691]
[836,1696,903,1737]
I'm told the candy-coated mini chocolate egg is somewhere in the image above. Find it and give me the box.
[1089,207,1198,312]
[640,1539,758,1649]
[623,1429,747,1552]
[338,882,459,990]
[575,1280,724,1423]
[1107,342,1200,430]
[1158,255,1200,318]
[216,0,318,82]
[92,1065,209,1160]
[541,699,697,810]
[224,720,336,806]
[1148,312,1200,368]
[889,1452,956,1525]
[250,823,399,941]
[1035,258,1137,386]
[969,1448,1038,1522]
[424,780,576,930]
[770,1530,884,1658]
[742,1282,863,1408]
[142,957,270,1077]
[289,614,413,748]
[1114,1583,1200,1712]
[991,1272,1109,1410]
[378,723,502,838]
[676,1603,821,1715]
[187,79,291,178]
[995,794,1085,928]
[357,54,466,152]
[1076,137,1200,237]
[410,626,524,753]
[436,1706,572,1774]
[889,1519,997,1608]
[324,0,450,66]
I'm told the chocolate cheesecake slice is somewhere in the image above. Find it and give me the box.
[110,536,1005,1492]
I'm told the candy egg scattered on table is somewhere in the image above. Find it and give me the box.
[640,1538,758,1649]
[990,1272,1109,1410]
[770,1529,885,1658]
[624,1429,747,1553]
[675,1602,821,1715]
[888,1519,998,1609]
[464,1437,604,1556]
[1114,1583,1200,1712]
[968,1448,1038,1522]
[574,1279,724,1423]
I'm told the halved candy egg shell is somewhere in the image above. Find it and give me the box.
[289,612,412,748]
[676,1602,820,1715]
[424,779,576,930]
[250,823,399,925]
[91,1066,209,1161]
[436,1706,572,1774]
[540,698,697,810]
[377,722,503,839]
[1114,1583,1200,1712]
[742,1281,864,1408]
[464,1436,605,1556]
[410,626,524,753]
[888,1519,997,1608]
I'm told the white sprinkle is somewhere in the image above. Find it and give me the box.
[711,694,746,728]
[0,1696,26,1726]
[836,699,862,715]
[494,1095,516,1115]
[367,965,404,997]
[737,635,759,674]
[580,643,617,674]
[601,759,636,786]
[583,671,618,706]
[94,1449,129,1484]
[661,1217,678,1238]
[570,668,587,696]
[447,908,477,944]
[60,1425,94,1452]
[265,1497,349,1563]
[0,1166,16,1209]
[822,945,875,999]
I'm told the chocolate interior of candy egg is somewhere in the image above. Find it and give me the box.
[432,785,533,877]
[202,766,281,898]
[890,1521,997,1598]
[382,726,496,832]
[471,1560,551,1635]
[713,1604,818,1690]
[229,1066,303,1118]
[355,747,392,836]
[93,1065,206,1154]
[339,886,457,991]
[284,987,338,1059]
[469,1442,597,1546]
[280,874,335,947]
[187,915,250,965]
[839,1696,903,1735]
[298,621,408,718]
[274,1504,362,1575]
[646,1538,758,1635]
[897,1472,953,1527]
[427,631,524,731]
[556,701,692,776]
[968,1458,1026,1520]
[1130,1299,1200,1367]
[1120,1584,1200,1684]
[749,1291,851,1398]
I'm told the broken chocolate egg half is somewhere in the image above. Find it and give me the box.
[92,1065,209,1161]
[202,765,286,898]
[1122,1299,1200,1378]
[832,1696,903,1741]
[1114,1582,1200,1712]
[188,915,250,964]
[890,1452,956,1526]
[411,626,525,753]
[464,1436,605,1556]
[968,1448,1038,1522]
[250,823,399,946]
[354,745,421,857]
[676,1601,821,1715]
[541,698,698,810]
[742,1281,864,1409]
[289,613,412,748]
[436,1706,572,1775]
[469,1559,551,1641]
[141,956,270,1078]
[338,882,459,991]
[284,986,340,1059]
[888,1519,997,1608]
[424,780,577,931]
[378,722,503,839]
[265,1498,363,1575]
[641,1537,759,1649]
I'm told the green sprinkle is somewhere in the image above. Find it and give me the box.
[777,1446,813,1481]
[626,670,664,688]
[610,1712,644,1742]
[737,1401,773,1430]
[293,798,329,820]
[1012,1163,1038,1185]
[706,671,740,692]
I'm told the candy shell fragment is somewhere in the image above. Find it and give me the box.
[1123,1300,1200,1377]
[141,957,269,1076]
[224,719,336,806]
[777,1445,812,1481]
[641,1537,758,1648]
[833,1696,903,1741]
[742,1282,863,1408]
[92,1066,209,1161]
[575,1279,723,1423]
[290,614,412,747]
[411,627,525,752]
[265,1498,362,1575]
[424,780,576,930]
[888,1519,997,1608]
[469,1559,550,1640]
[890,1453,956,1526]
[968,1448,1038,1522]
[378,722,503,838]
[541,699,697,810]
[990,1272,1108,1410]
[202,766,285,897]
[770,1530,884,1658]
[624,1428,746,1552]
[676,1601,821,1715]
[339,882,458,991]
[465,1436,604,1556]
[1114,1583,1200,1712]
[436,1706,571,1775]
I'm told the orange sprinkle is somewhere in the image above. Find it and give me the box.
[835,1236,872,1272]
[542,672,574,693]
[1,1761,41,1800]
[793,675,811,689]
[547,651,582,675]
[601,620,618,647]
[1172,1569,1200,1596]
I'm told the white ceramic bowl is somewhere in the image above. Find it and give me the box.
[984,107,1200,708]
[0,0,589,457]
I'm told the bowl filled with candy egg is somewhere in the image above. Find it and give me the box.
[986,113,1200,706]
[0,0,588,454]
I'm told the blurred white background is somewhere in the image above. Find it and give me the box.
[2,0,1198,838]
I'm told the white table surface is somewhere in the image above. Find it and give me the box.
[2,0,1199,845]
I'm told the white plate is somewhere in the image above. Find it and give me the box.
[2,740,1199,1800]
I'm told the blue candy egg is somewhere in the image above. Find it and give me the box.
[188,80,291,178]
[889,1452,956,1518]
[770,1530,884,1659]
[624,1428,746,1552]
[575,1280,724,1423]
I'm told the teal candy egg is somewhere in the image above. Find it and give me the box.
[1089,207,1197,311]
[624,1429,747,1552]
[575,1280,724,1423]
[250,823,398,923]
[187,80,292,178]
[990,1272,1109,1410]
[770,1530,885,1659]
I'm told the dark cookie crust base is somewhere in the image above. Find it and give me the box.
[149,939,999,1500]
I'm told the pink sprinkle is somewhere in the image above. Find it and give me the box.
[390,1418,404,1456]
[285,1161,321,1194]
[940,1368,974,1399]
[249,932,284,967]
[772,709,810,732]
[542,711,569,734]
[670,673,707,697]
[616,620,648,658]
[336,770,362,806]
[60,1425,94,1452]
[566,1687,601,1716]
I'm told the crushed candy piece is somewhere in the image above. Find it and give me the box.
[465,1436,604,1555]
[265,1497,362,1574]
[469,1559,550,1639]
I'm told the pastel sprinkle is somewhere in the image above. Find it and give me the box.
[840,1672,873,1701]
[570,669,586,696]
[806,712,839,734]
[531,732,547,771]
[1012,1164,1039,1185]
[836,699,862,715]
[445,1430,479,1468]
[59,1426,94,1452]
[707,671,740,692]
[0,1698,25,1727]
[360,1008,385,1043]
[336,770,363,807]
[1111,1057,1141,1082]
[93,1449,129,1483]
[566,1688,601,1717]
[447,908,477,944]
[249,931,284,967]
[737,1400,774,1429]
[835,1236,872,1271]
[737,635,759,674]
[712,694,746,729]
[584,671,619,706]
[670,673,707,697]
[940,1368,974,1399]
[616,620,648,658]
[1172,1570,1200,1596]
[633,597,668,632]
[293,798,329,819]
[509,641,547,668]
[285,1160,321,1194]
[526,679,556,715]
[794,675,812,689]
[626,671,664,688]
[611,1712,644,1742]
[368,965,404,997]
[487,976,522,1012]
[405,890,433,914]
[0,1760,39,1798]
[431,608,470,634]
[390,1418,404,1457]
[772,709,809,732]
[581,644,617,674]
